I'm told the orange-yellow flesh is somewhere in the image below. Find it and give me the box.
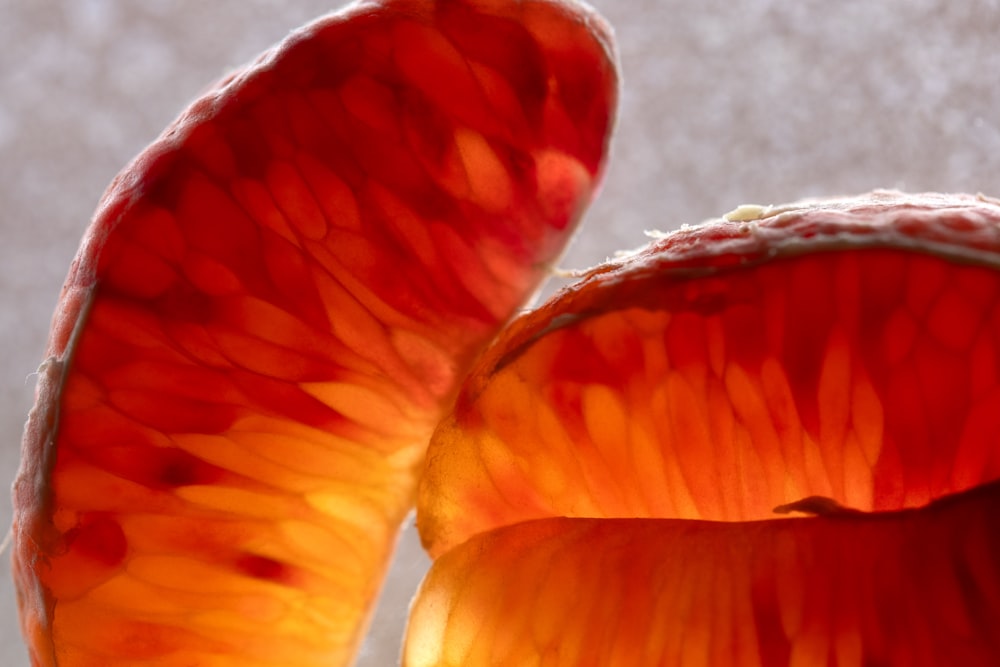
[11,1,618,665]
[420,248,1000,555]
[405,483,1000,667]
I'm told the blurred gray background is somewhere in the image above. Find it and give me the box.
[2,1,999,664]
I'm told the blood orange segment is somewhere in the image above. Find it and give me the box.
[409,191,1000,664]
[418,191,1000,557]
[404,483,1000,667]
[12,1,618,665]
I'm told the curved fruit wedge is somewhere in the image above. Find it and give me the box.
[405,484,1000,666]
[12,1,618,665]
[419,191,1000,556]
[410,191,1000,664]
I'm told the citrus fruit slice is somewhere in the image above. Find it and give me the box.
[408,191,1000,664]
[11,1,618,665]
[406,488,1000,666]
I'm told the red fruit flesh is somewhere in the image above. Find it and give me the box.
[11,1,618,665]
[410,192,1000,665]
[406,484,1000,666]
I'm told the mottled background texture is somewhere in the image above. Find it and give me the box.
[2,1,1000,664]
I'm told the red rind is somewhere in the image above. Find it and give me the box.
[484,191,1000,379]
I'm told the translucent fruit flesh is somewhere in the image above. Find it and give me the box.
[406,487,1000,667]
[11,1,618,665]
[410,192,1000,665]
[419,247,1000,553]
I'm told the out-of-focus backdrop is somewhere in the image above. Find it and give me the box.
[2,1,999,664]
